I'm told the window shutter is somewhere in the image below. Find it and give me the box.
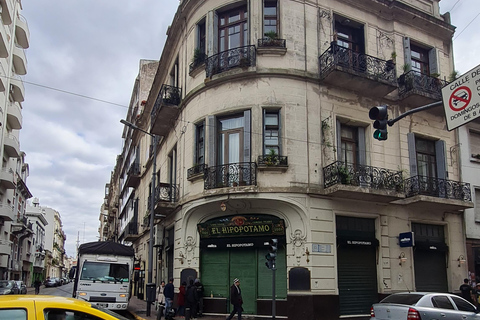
[435,140,447,180]
[428,48,438,75]
[208,11,218,55]
[244,110,251,162]
[336,119,342,161]
[207,115,216,167]
[358,127,366,165]
[193,125,198,163]
[403,37,411,69]
[407,133,417,177]
[475,188,480,223]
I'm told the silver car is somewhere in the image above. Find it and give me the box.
[15,281,27,294]
[370,292,479,320]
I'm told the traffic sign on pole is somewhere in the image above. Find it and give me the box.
[442,64,480,131]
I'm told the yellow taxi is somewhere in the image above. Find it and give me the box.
[0,295,131,320]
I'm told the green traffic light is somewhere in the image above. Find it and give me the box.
[373,130,388,141]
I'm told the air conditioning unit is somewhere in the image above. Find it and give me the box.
[154,224,164,247]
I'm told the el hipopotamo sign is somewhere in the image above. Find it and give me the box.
[442,63,480,131]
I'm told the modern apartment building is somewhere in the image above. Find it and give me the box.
[0,0,30,282]
[105,1,472,319]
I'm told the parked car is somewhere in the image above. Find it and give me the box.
[0,280,19,295]
[15,281,27,294]
[0,295,130,319]
[44,278,58,288]
[370,292,479,320]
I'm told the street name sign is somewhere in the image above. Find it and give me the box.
[442,63,480,131]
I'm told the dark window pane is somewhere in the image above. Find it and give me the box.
[431,296,455,310]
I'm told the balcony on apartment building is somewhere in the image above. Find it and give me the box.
[319,43,398,97]
[401,175,473,211]
[0,0,13,25]
[147,182,180,215]
[7,101,22,129]
[187,163,207,181]
[204,162,257,190]
[15,15,29,49]
[205,45,256,78]
[0,167,15,189]
[150,84,182,137]
[124,161,141,188]
[323,161,404,202]
[257,154,288,172]
[0,239,11,256]
[398,70,447,106]
[4,133,20,158]
[10,74,25,102]
[123,220,140,242]
[12,216,33,240]
[257,37,287,56]
[0,24,7,58]
[0,202,14,221]
[13,44,26,75]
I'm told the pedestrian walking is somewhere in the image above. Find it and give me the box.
[185,279,199,320]
[156,280,166,320]
[177,281,186,317]
[226,278,243,320]
[34,278,42,295]
[460,278,473,303]
[164,278,175,318]
[194,278,204,317]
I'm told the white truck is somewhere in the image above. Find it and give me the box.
[72,241,135,311]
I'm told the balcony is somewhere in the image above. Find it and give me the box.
[0,167,15,189]
[7,102,22,129]
[187,163,207,181]
[400,175,473,211]
[13,45,27,75]
[189,51,206,75]
[123,221,140,242]
[15,15,30,49]
[204,162,257,190]
[257,38,287,55]
[0,0,12,25]
[148,182,180,215]
[205,45,256,78]
[4,133,20,158]
[398,71,447,106]
[0,203,14,221]
[150,84,182,136]
[319,43,397,97]
[257,154,288,172]
[0,24,7,58]
[0,239,11,255]
[323,161,404,203]
[125,161,141,188]
[10,75,25,102]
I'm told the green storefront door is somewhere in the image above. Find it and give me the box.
[229,249,257,314]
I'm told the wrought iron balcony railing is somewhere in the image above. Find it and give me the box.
[151,84,182,119]
[148,183,180,210]
[205,45,256,78]
[404,175,471,201]
[257,155,288,166]
[319,43,397,85]
[187,163,207,179]
[398,70,447,99]
[257,38,286,48]
[204,162,257,190]
[323,161,403,191]
[127,161,140,176]
[189,52,206,74]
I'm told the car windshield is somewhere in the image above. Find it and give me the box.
[380,294,423,305]
[0,281,13,289]
[80,261,129,282]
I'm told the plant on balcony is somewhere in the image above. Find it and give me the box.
[337,165,352,184]
[385,52,396,72]
[265,148,279,166]
[192,48,206,66]
[239,57,250,68]
[449,70,459,83]
[399,63,413,88]
[262,31,283,47]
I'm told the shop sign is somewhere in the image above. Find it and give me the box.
[197,214,285,239]
[399,231,414,247]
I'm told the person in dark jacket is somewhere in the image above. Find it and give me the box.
[177,281,187,317]
[163,278,175,312]
[460,278,473,303]
[194,278,204,317]
[185,279,199,320]
[226,278,242,320]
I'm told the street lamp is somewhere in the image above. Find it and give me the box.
[120,119,159,316]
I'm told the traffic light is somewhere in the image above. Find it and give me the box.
[265,239,278,269]
[369,105,389,141]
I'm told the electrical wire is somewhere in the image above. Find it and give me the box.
[453,12,480,41]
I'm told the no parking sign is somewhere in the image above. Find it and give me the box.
[442,64,480,131]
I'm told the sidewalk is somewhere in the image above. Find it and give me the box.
[127,296,226,320]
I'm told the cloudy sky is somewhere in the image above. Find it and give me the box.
[20,0,478,258]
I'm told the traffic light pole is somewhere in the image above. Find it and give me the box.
[387,100,442,127]
[272,261,276,320]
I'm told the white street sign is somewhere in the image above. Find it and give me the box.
[442,63,480,131]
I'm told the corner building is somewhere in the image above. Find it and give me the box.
[115,1,472,319]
